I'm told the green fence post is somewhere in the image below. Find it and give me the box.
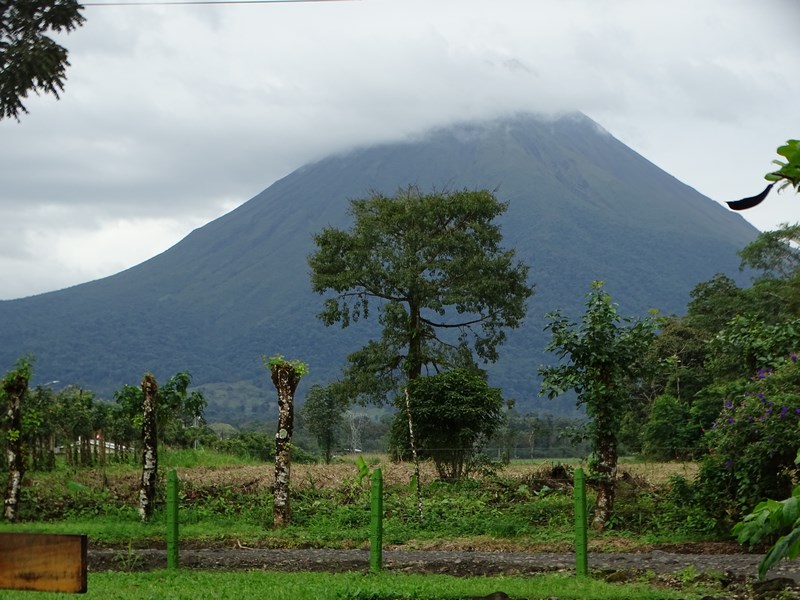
[370,468,383,573]
[166,469,179,570]
[574,467,588,577]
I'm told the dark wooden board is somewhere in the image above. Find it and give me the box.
[0,532,87,593]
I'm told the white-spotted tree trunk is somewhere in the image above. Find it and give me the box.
[3,368,29,522]
[138,374,158,522]
[271,363,302,528]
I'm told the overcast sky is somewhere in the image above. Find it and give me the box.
[1,0,798,300]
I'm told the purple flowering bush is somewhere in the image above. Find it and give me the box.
[696,353,800,520]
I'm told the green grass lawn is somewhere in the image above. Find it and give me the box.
[0,570,706,600]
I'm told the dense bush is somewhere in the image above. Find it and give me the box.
[388,369,503,481]
[695,354,800,521]
[641,395,692,460]
[209,431,318,464]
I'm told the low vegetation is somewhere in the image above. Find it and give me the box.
[0,451,754,598]
[0,451,719,550]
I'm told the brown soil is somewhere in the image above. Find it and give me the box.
[88,541,800,599]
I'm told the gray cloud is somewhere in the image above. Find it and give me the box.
[1,0,799,299]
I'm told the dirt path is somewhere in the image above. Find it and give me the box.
[88,546,800,581]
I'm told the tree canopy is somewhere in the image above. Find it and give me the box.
[0,0,85,120]
[114,371,206,448]
[738,223,800,281]
[309,186,532,402]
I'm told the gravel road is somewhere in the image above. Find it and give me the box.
[88,546,800,581]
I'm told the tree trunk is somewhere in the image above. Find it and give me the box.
[407,300,423,381]
[323,429,333,465]
[271,364,300,528]
[592,415,618,530]
[3,371,29,522]
[47,434,56,470]
[98,430,106,466]
[404,388,424,520]
[138,374,159,522]
[80,435,90,466]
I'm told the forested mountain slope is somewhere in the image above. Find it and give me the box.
[0,113,757,421]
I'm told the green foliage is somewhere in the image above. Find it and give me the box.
[0,0,85,120]
[656,476,721,536]
[540,281,661,417]
[765,139,800,192]
[300,383,348,463]
[353,455,373,485]
[734,483,800,579]
[647,317,712,399]
[113,371,207,450]
[5,458,725,561]
[625,315,715,456]
[696,353,800,520]
[264,354,309,378]
[309,185,532,400]
[213,431,274,462]
[641,395,693,460]
[738,223,800,280]
[390,369,503,481]
[678,226,800,529]
[540,281,661,527]
[734,224,800,322]
[685,273,744,334]
[708,316,800,377]
[158,372,207,447]
[2,355,33,385]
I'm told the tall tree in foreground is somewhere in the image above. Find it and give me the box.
[1,0,85,120]
[2,357,31,521]
[309,186,532,401]
[265,355,307,528]
[539,281,660,529]
[138,373,158,522]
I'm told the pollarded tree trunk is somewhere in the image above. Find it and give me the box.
[139,374,159,522]
[271,363,301,529]
[3,370,29,522]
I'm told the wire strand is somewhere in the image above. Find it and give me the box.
[83,0,356,6]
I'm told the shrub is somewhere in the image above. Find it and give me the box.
[388,369,503,482]
[695,353,800,521]
[641,395,692,460]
